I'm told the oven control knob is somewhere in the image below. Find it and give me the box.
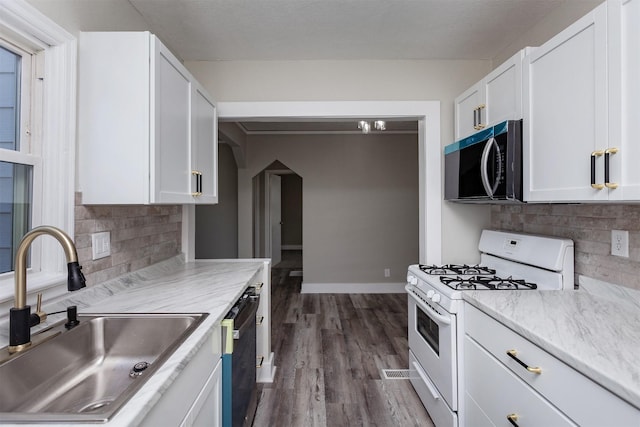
[431,293,441,303]
[426,290,435,298]
[407,275,418,285]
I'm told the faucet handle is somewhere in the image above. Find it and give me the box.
[31,293,47,325]
[27,293,47,327]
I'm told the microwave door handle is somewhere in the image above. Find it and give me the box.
[480,137,495,198]
[492,139,503,194]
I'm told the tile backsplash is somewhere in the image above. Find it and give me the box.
[492,204,640,290]
[74,193,181,286]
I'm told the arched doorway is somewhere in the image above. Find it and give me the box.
[252,161,302,271]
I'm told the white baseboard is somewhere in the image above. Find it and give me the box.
[301,282,406,294]
[282,245,302,250]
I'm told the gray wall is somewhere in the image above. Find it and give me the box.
[281,174,302,247]
[187,59,494,264]
[195,143,238,259]
[242,132,419,285]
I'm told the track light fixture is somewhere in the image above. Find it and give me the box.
[358,120,386,134]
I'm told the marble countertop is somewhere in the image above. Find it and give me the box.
[463,280,640,410]
[0,256,266,426]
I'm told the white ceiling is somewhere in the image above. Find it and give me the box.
[26,0,600,134]
[27,0,601,62]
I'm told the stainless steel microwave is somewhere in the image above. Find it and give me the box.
[444,119,523,203]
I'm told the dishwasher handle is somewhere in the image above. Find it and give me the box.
[233,294,259,340]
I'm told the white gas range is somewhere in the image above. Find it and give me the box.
[405,230,574,427]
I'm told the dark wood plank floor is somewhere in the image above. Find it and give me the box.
[253,252,434,426]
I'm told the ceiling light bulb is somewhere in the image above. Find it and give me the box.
[358,121,370,134]
[374,120,386,131]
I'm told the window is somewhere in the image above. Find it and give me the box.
[0,43,36,274]
[0,0,76,306]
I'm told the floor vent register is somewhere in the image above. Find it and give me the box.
[381,369,411,380]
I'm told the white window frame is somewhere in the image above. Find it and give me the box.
[0,0,76,308]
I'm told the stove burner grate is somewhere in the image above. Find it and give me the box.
[440,275,537,291]
[419,264,496,276]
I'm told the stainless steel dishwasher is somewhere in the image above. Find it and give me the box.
[222,288,260,427]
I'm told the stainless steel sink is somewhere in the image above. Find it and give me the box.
[0,312,208,423]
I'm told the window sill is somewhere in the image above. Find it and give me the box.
[0,272,67,322]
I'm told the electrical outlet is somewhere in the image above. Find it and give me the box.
[384,268,391,278]
[92,231,111,260]
[611,230,629,258]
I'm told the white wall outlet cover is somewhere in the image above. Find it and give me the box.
[611,230,629,258]
[91,231,111,260]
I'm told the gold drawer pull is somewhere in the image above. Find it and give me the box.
[506,349,542,374]
[507,413,519,427]
[256,356,264,368]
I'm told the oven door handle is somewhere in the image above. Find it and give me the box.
[406,286,452,325]
[412,360,440,401]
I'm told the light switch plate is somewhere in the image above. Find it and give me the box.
[91,231,111,260]
[611,230,629,258]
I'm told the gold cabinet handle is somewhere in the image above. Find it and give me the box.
[507,413,519,427]
[191,170,203,196]
[591,150,605,190]
[476,104,486,129]
[604,147,619,189]
[506,349,542,374]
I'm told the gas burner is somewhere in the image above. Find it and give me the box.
[440,275,537,291]
[418,264,496,276]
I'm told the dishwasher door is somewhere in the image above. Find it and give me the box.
[222,289,259,427]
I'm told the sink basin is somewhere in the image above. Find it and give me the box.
[0,312,208,423]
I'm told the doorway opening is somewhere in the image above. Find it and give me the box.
[252,161,303,273]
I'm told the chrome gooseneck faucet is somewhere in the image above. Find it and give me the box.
[9,226,86,354]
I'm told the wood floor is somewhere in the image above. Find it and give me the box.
[253,252,434,427]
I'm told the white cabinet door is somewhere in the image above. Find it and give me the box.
[608,0,640,200]
[523,3,608,202]
[455,82,484,140]
[484,51,523,128]
[191,82,219,204]
[152,38,193,204]
[181,358,222,427]
[455,50,526,141]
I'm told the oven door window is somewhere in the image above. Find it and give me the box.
[416,306,439,356]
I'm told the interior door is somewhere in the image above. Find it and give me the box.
[269,174,282,266]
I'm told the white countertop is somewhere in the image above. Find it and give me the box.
[462,280,640,410]
[0,256,266,426]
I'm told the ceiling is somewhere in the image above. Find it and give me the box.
[25,0,600,134]
[27,0,601,62]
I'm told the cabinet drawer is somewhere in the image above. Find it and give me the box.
[465,304,640,426]
[464,335,576,427]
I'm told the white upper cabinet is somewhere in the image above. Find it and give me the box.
[191,81,219,204]
[608,0,640,200]
[455,49,527,140]
[78,32,218,205]
[523,1,640,202]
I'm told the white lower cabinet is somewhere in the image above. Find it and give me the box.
[141,326,222,427]
[181,358,222,427]
[464,336,576,427]
[463,304,640,427]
